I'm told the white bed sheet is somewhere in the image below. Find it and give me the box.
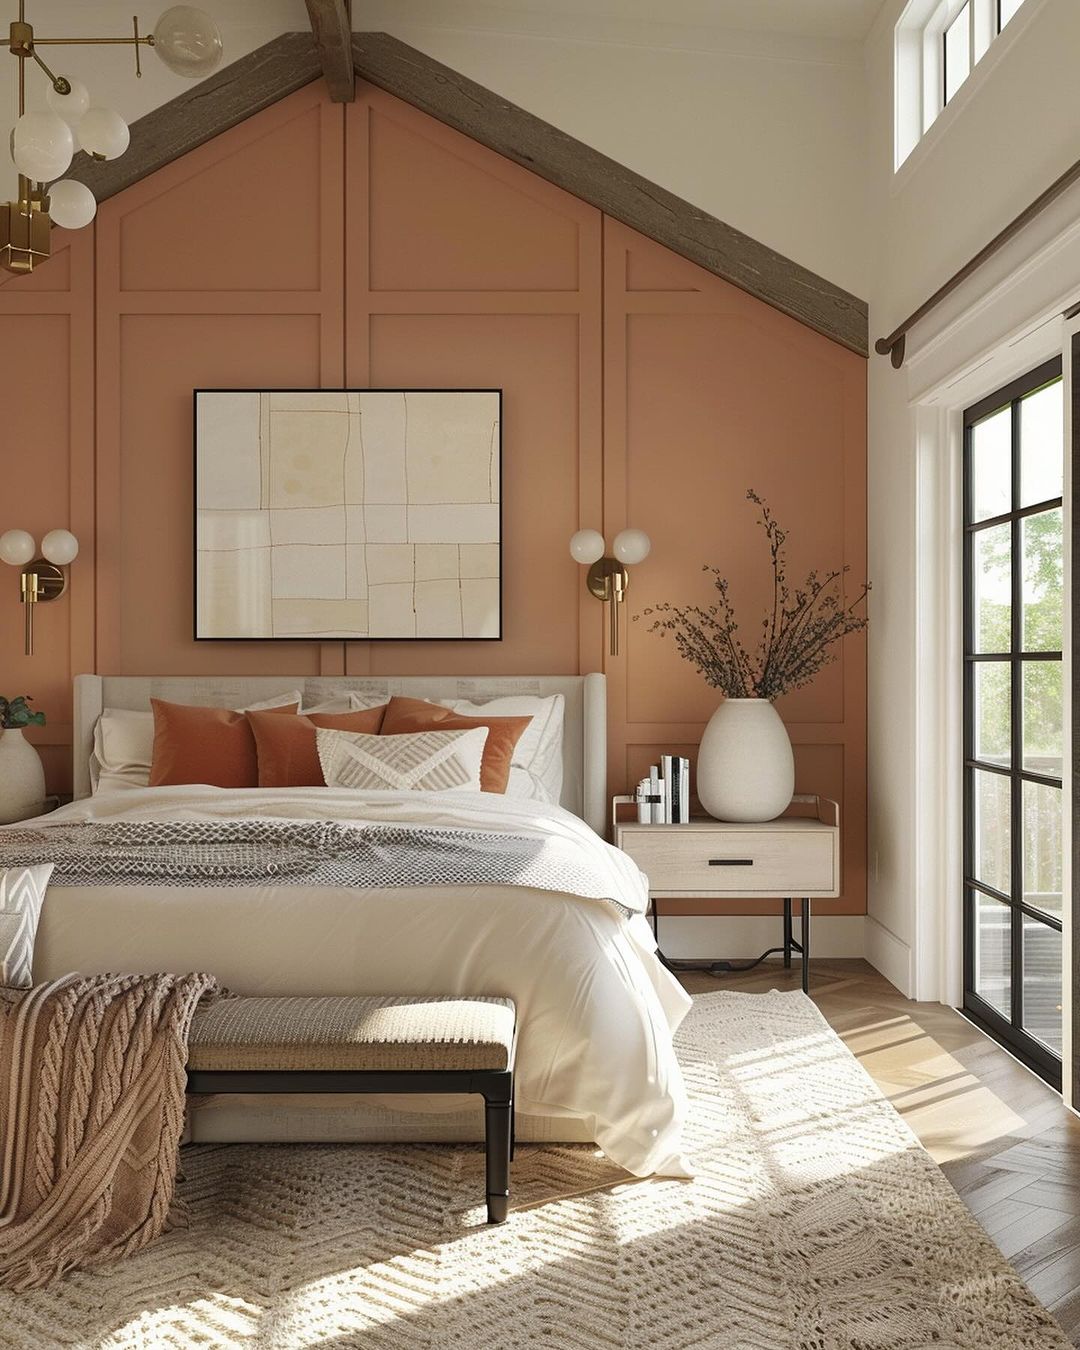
[23,786,692,1178]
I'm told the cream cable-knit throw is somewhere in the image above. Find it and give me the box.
[0,972,220,1291]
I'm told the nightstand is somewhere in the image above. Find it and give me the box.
[614,795,840,992]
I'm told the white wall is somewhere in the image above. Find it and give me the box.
[868,0,1080,326]
[357,3,871,297]
[863,0,1080,993]
[0,1,871,299]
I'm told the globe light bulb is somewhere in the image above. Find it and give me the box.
[153,6,224,77]
[612,528,651,566]
[0,530,36,567]
[78,107,130,161]
[47,180,96,230]
[41,529,79,566]
[569,529,605,565]
[12,111,74,181]
[47,78,91,127]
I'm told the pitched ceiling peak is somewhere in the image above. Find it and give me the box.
[66,29,868,356]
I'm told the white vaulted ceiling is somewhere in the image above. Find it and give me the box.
[416,0,890,41]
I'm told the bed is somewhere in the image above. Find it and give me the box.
[9,674,691,1178]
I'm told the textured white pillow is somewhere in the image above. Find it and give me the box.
[301,696,353,714]
[437,694,564,803]
[346,692,400,713]
[0,863,53,988]
[317,726,488,793]
[92,690,303,794]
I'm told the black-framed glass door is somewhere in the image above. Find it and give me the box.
[963,357,1064,1087]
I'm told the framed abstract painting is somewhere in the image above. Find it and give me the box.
[194,389,502,640]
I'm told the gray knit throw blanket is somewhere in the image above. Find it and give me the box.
[0,820,636,914]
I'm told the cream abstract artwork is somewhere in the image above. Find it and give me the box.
[194,390,502,639]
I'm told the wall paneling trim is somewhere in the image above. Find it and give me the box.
[0,82,868,915]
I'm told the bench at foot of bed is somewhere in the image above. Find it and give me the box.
[186,993,517,1224]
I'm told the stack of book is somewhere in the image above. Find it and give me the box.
[636,755,691,824]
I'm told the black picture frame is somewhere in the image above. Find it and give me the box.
[192,387,504,643]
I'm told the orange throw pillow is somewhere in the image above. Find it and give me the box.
[149,699,298,788]
[248,706,387,787]
[379,696,531,794]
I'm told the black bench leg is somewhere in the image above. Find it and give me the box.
[484,1093,512,1224]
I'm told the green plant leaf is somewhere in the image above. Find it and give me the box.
[1,695,45,730]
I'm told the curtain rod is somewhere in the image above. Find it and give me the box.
[876,152,1080,368]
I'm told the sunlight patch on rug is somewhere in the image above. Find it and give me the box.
[0,989,1069,1350]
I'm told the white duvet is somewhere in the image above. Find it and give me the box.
[23,786,692,1178]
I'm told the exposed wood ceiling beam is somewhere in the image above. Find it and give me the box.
[66,34,321,203]
[351,34,867,357]
[305,0,355,103]
[64,30,867,356]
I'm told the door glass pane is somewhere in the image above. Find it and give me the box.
[973,769,1011,895]
[1022,661,1062,777]
[1022,781,1062,917]
[999,0,1024,27]
[970,406,1011,521]
[972,523,1011,652]
[973,662,1010,766]
[1019,380,1062,506]
[944,3,971,102]
[1021,916,1061,1053]
[974,890,1011,1017]
[1021,507,1063,651]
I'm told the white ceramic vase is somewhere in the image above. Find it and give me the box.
[696,698,794,823]
[0,728,46,824]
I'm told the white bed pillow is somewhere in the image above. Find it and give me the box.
[317,726,488,793]
[92,690,303,794]
[435,694,565,803]
[0,863,53,989]
[302,692,388,716]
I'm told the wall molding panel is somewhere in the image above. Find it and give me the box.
[5,82,867,915]
[603,218,867,914]
[65,31,868,356]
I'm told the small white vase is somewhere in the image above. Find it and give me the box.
[696,698,794,823]
[0,728,46,824]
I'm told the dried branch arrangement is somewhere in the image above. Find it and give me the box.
[636,490,869,700]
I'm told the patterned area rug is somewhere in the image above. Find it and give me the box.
[0,990,1068,1349]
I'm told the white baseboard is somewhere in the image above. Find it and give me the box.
[865,916,912,996]
[655,913,866,961]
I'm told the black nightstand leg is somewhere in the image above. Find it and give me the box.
[783,899,793,969]
[801,898,811,994]
[650,899,676,971]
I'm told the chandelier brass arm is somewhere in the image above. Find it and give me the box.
[2,2,222,274]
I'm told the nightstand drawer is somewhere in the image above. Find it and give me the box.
[620,830,836,894]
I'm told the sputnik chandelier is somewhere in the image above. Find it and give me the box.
[3,3,223,274]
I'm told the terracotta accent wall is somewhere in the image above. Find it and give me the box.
[0,81,866,915]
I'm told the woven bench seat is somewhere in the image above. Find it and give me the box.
[186,993,517,1224]
[188,995,516,1073]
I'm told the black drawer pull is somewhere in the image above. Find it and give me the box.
[708,858,754,867]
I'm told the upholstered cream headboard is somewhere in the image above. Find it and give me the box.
[72,673,607,834]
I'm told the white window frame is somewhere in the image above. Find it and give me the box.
[894,0,1028,171]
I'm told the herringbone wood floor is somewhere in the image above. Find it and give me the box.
[678,958,1080,1344]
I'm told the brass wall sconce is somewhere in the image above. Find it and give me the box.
[0,528,79,655]
[569,527,651,656]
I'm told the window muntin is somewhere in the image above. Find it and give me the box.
[963,358,1063,1087]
